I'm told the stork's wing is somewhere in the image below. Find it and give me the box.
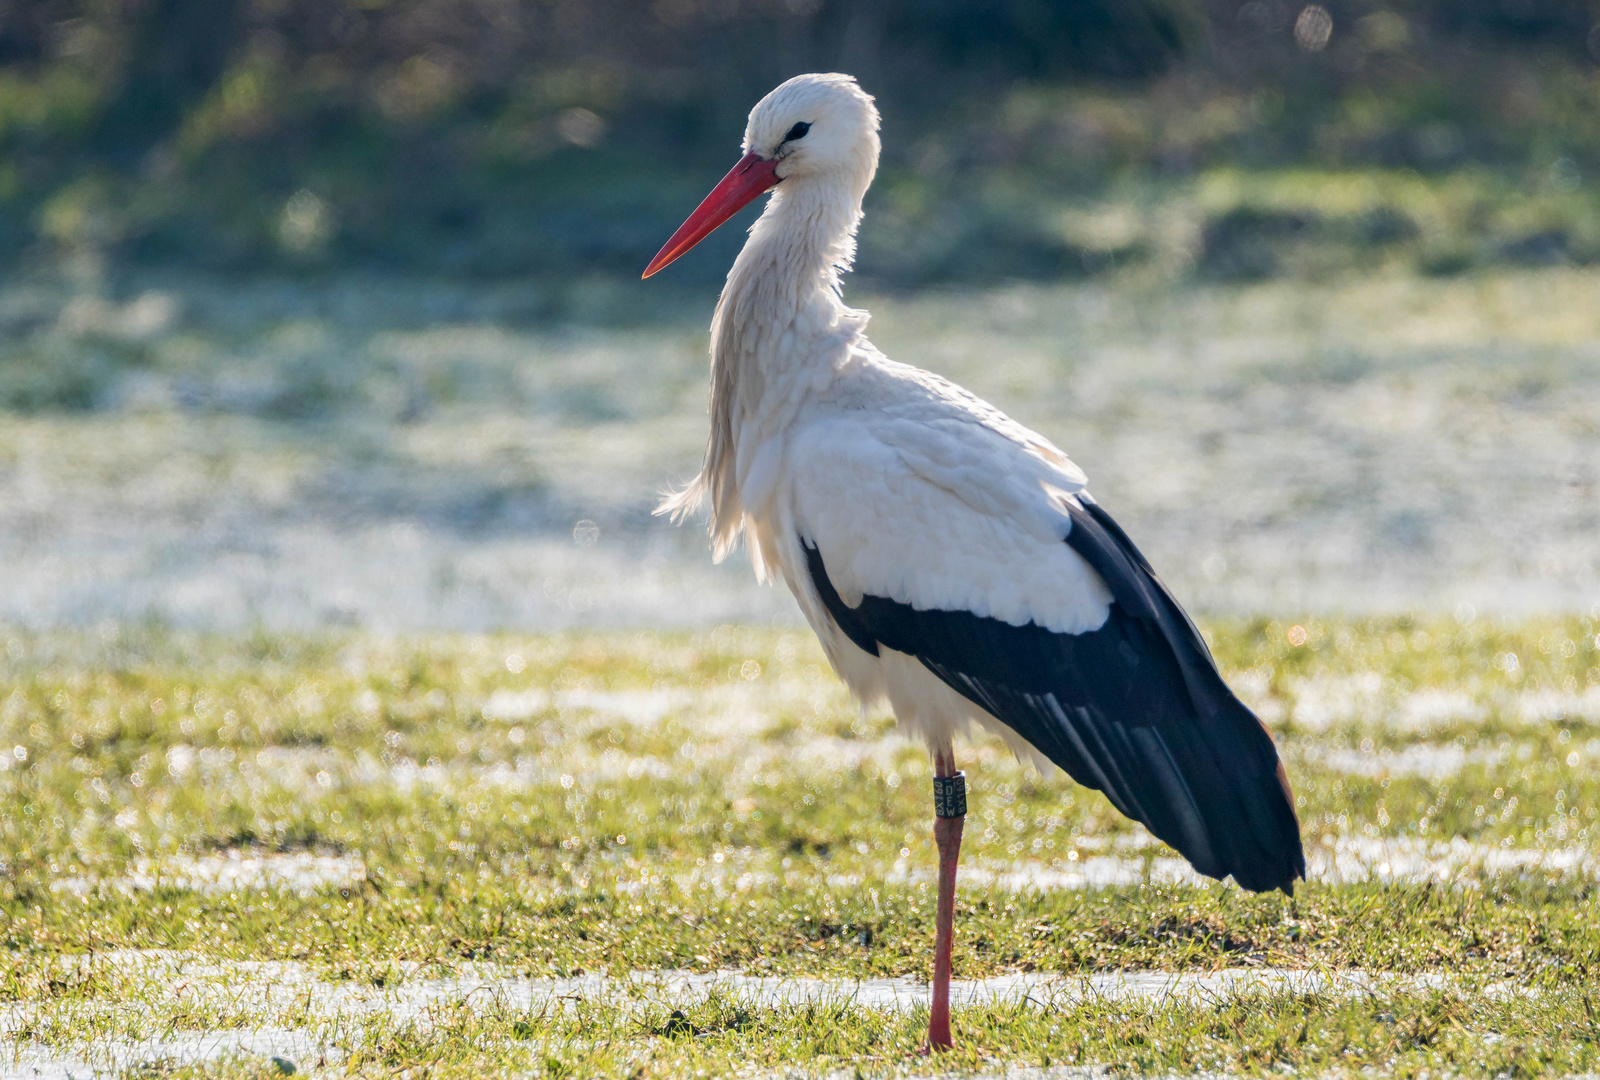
[790,400,1304,893]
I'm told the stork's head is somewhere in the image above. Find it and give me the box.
[643,73,880,278]
[741,73,880,189]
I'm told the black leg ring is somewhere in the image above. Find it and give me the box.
[933,772,967,818]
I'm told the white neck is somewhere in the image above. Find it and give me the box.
[726,179,865,312]
[663,175,870,558]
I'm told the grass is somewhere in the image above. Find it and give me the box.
[3,617,1600,1076]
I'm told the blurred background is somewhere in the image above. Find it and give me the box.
[1,0,1598,631]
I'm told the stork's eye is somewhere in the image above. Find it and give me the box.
[784,121,811,143]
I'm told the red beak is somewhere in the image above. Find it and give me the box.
[642,151,783,279]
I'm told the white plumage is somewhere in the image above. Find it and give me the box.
[660,75,1110,752]
[645,72,1304,1051]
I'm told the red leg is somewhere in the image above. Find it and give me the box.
[928,747,965,1052]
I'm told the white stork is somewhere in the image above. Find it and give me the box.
[642,73,1305,1051]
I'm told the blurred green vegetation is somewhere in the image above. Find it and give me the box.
[0,0,1598,285]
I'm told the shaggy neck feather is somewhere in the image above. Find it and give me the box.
[662,174,868,556]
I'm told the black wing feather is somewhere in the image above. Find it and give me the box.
[803,497,1305,894]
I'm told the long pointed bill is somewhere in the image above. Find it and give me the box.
[642,151,783,279]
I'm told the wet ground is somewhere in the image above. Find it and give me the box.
[0,950,1513,1079]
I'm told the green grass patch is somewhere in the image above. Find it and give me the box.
[3,618,1599,1075]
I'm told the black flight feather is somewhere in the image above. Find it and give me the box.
[802,496,1305,894]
